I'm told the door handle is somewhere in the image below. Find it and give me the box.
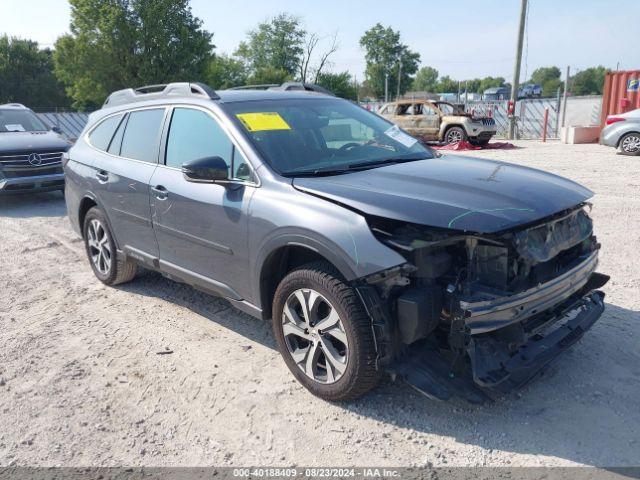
[95,170,109,183]
[151,185,168,200]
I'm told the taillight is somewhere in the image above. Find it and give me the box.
[606,117,626,125]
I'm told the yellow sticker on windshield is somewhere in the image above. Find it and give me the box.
[236,112,291,132]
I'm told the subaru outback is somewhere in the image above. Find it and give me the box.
[65,82,608,402]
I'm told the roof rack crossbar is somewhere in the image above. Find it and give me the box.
[103,82,220,108]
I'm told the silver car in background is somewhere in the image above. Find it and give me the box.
[600,108,640,155]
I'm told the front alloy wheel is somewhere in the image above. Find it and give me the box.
[444,126,466,144]
[272,262,379,401]
[620,133,640,155]
[282,288,349,384]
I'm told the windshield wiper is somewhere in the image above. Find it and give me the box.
[281,156,431,177]
[346,156,430,170]
[281,167,352,177]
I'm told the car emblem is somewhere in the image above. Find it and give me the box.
[28,153,42,166]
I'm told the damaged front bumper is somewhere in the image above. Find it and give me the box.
[468,285,607,392]
[392,268,609,403]
[460,249,600,334]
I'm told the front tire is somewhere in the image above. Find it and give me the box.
[272,262,379,401]
[444,126,467,144]
[83,207,137,285]
[619,133,640,156]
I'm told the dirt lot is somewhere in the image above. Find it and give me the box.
[0,141,638,467]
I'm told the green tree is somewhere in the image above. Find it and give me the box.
[571,66,608,95]
[359,24,420,99]
[53,0,213,109]
[434,75,458,93]
[246,67,292,86]
[412,66,439,92]
[529,66,562,96]
[530,66,561,86]
[0,35,70,108]
[479,76,507,92]
[316,71,357,100]
[204,54,247,89]
[464,79,481,93]
[236,13,305,78]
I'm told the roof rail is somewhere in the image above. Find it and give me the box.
[227,82,334,96]
[0,103,27,109]
[102,82,219,108]
[268,82,334,96]
[228,84,279,91]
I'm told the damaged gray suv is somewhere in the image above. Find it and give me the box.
[65,82,609,402]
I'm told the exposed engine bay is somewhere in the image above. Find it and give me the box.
[355,204,609,402]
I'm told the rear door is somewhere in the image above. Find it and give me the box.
[90,107,167,264]
[149,106,257,300]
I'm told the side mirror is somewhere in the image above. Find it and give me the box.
[182,156,229,183]
[51,126,62,134]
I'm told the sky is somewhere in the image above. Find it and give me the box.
[0,0,638,82]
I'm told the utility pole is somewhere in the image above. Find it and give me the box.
[508,0,528,140]
[385,72,389,103]
[561,65,570,128]
[396,58,402,100]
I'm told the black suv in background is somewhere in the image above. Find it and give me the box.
[0,103,71,195]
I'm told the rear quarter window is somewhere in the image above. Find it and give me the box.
[88,114,124,151]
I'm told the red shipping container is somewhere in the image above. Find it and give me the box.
[600,70,640,130]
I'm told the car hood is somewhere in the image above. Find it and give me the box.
[292,155,594,233]
[0,131,71,155]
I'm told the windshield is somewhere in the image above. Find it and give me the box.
[224,97,434,176]
[0,109,48,132]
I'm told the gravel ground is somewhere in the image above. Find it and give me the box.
[0,140,638,467]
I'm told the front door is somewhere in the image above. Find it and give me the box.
[149,107,257,300]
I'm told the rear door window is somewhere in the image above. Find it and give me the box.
[88,114,124,151]
[107,113,128,155]
[120,108,165,163]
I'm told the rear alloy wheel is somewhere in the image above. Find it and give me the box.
[87,218,112,276]
[83,207,137,285]
[272,262,379,401]
[444,126,466,144]
[619,133,640,156]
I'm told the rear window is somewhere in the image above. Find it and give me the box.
[88,114,124,151]
[120,109,165,163]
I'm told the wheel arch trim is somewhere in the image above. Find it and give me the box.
[78,192,121,250]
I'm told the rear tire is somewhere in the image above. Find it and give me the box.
[83,207,137,285]
[272,262,379,401]
[619,133,640,156]
[444,126,467,144]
